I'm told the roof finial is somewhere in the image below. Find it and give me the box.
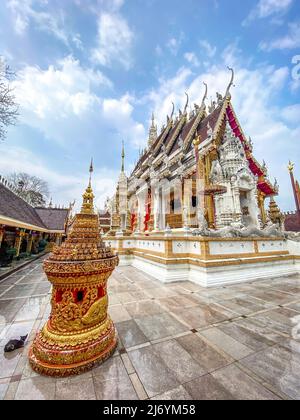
[225,66,235,98]
[148,113,157,147]
[170,102,175,120]
[89,158,93,186]
[183,92,189,114]
[201,82,208,108]
[151,112,155,125]
[288,160,294,172]
[81,160,95,214]
[49,197,53,208]
[121,140,125,172]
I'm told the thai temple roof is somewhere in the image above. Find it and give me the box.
[0,182,46,229]
[35,207,69,231]
[0,178,69,232]
[129,70,277,197]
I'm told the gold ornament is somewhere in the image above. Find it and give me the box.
[29,165,119,376]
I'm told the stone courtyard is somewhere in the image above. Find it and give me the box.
[0,257,300,400]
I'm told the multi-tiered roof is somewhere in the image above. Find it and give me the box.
[129,69,277,198]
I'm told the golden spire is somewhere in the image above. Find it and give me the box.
[81,159,95,214]
[121,141,125,172]
[288,160,294,172]
[89,158,93,186]
[148,113,157,147]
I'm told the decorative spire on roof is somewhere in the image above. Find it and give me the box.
[166,102,175,124]
[274,177,279,193]
[216,92,223,104]
[201,82,208,109]
[121,141,125,172]
[248,136,253,152]
[148,113,157,147]
[225,66,235,99]
[268,196,284,227]
[183,92,189,114]
[48,197,53,208]
[262,160,268,175]
[288,160,294,172]
[89,158,93,186]
[288,161,300,213]
[81,160,95,215]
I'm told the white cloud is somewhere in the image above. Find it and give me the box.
[282,104,300,123]
[184,52,200,67]
[221,42,242,67]
[92,12,134,69]
[166,33,184,56]
[243,0,293,25]
[102,94,146,148]
[145,67,192,128]
[11,56,145,150]
[76,0,125,13]
[7,0,80,47]
[13,56,110,121]
[260,21,300,51]
[199,40,216,58]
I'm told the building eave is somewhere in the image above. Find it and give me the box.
[0,215,48,232]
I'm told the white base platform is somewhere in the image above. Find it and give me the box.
[118,254,299,287]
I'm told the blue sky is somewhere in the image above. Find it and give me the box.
[0,0,299,211]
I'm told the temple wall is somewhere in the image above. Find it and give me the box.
[172,240,201,254]
[287,239,300,256]
[104,235,299,287]
[209,240,254,255]
[257,240,286,253]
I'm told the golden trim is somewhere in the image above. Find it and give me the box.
[130,251,295,268]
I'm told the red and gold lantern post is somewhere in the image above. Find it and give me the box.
[29,164,118,376]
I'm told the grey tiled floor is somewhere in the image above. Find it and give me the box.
[0,259,300,400]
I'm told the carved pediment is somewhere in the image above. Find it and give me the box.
[235,167,256,189]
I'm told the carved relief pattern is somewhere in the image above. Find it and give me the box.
[29,186,119,377]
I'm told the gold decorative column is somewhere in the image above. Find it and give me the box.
[29,167,119,377]
[0,225,4,247]
[14,230,25,257]
[204,153,215,228]
[268,196,284,228]
[257,190,267,225]
[26,232,33,254]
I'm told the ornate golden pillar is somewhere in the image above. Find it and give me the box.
[182,178,193,228]
[0,225,5,247]
[26,232,34,254]
[204,154,215,228]
[257,190,267,225]
[29,167,118,377]
[14,230,25,257]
